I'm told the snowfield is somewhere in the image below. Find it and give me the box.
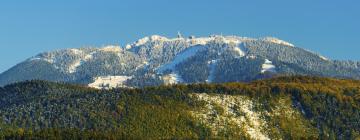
[70,48,83,55]
[261,37,295,47]
[232,46,245,57]
[88,76,132,89]
[68,60,82,73]
[319,55,329,61]
[99,45,122,52]
[162,73,184,85]
[134,36,150,46]
[261,59,276,73]
[157,46,205,73]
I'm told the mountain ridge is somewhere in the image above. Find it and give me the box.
[1,35,360,88]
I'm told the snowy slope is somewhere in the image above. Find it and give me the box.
[3,34,360,88]
[157,46,205,73]
[261,37,294,47]
[261,59,276,73]
[88,76,132,89]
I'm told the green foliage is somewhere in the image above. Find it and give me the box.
[0,76,360,139]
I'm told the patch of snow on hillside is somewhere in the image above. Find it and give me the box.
[125,44,132,49]
[221,36,242,45]
[190,93,269,140]
[68,60,82,73]
[187,36,244,46]
[134,37,150,46]
[29,57,42,61]
[70,49,83,55]
[128,35,185,49]
[34,53,56,64]
[162,72,184,85]
[188,37,214,46]
[129,35,294,50]
[36,57,55,64]
[67,51,96,73]
[150,35,169,41]
[206,60,218,83]
[88,76,132,89]
[157,46,205,73]
[319,55,328,61]
[247,55,256,59]
[129,35,291,51]
[232,46,245,57]
[261,59,276,73]
[84,52,95,60]
[100,45,122,52]
[135,61,149,70]
[262,37,294,47]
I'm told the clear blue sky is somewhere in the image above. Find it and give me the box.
[0,0,359,73]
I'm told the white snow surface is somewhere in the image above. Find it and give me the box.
[157,46,205,73]
[150,35,169,41]
[130,35,184,48]
[84,52,95,60]
[127,35,294,52]
[29,55,56,64]
[187,37,213,46]
[261,59,276,73]
[262,37,295,47]
[68,51,98,73]
[187,35,242,46]
[247,55,257,59]
[125,44,132,49]
[70,48,83,55]
[162,72,184,85]
[129,35,256,49]
[100,45,122,52]
[134,37,150,46]
[232,46,245,57]
[29,57,42,61]
[88,76,132,89]
[68,60,82,73]
[319,55,329,61]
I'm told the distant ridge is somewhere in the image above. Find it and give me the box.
[1,34,359,88]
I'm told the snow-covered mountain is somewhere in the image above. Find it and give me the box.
[1,35,360,88]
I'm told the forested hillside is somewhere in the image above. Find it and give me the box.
[2,35,360,88]
[0,76,359,139]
